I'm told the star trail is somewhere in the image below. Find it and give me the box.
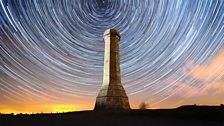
[0,0,224,113]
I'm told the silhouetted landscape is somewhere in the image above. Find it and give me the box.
[1,105,223,126]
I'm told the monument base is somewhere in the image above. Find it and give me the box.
[94,85,130,110]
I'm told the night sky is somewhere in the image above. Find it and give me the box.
[0,0,224,113]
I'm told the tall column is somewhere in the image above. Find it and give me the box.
[94,29,130,110]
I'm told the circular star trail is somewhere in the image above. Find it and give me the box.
[0,0,224,107]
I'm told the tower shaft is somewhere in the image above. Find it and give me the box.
[94,29,130,110]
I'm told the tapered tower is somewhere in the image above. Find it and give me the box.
[94,29,130,110]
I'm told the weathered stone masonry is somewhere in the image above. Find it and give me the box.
[94,29,130,110]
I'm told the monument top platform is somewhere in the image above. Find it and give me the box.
[104,28,120,37]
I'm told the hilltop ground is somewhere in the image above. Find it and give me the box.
[0,105,223,126]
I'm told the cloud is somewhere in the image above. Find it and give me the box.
[189,49,224,81]
[186,49,224,94]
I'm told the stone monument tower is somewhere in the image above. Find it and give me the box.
[94,29,130,110]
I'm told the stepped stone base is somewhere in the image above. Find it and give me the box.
[94,85,130,110]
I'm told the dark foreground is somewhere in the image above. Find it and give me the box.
[1,105,223,126]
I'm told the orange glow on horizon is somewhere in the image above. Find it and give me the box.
[0,102,223,114]
[0,104,93,114]
[51,105,80,113]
